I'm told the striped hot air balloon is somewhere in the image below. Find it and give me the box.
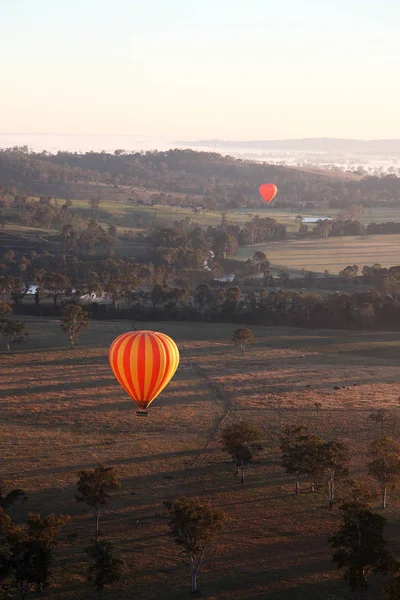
[109,330,180,414]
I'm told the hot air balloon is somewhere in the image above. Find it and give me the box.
[259,183,278,204]
[109,330,180,416]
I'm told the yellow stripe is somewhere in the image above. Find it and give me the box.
[109,332,129,371]
[159,333,180,377]
[149,333,180,402]
[110,334,126,386]
[148,334,167,402]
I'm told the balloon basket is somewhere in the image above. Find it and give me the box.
[136,410,149,417]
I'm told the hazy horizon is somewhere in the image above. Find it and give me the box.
[2,0,400,140]
[4,133,400,142]
[3,133,400,175]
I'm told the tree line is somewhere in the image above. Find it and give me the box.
[309,217,400,239]
[3,268,400,336]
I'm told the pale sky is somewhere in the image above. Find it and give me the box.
[1,0,400,140]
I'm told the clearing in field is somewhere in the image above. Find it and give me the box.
[2,318,400,599]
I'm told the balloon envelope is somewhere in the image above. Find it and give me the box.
[109,330,180,410]
[259,184,278,203]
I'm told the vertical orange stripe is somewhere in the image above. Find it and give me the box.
[147,334,162,400]
[116,334,136,399]
[143,333,152,399]
[136,332,146,399]
[122,332,138,401]
[129,333,142,400]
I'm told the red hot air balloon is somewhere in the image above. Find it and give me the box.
[259,184,278,204]
[109,330,180,415]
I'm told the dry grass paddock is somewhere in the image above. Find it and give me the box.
[2,318,400,599]
[237,233,400,274]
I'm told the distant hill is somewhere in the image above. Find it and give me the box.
[0,147,399,210]
[178,138,400,154]
[0,147,348,201]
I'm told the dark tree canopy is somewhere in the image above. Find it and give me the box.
[222,421,263,483]
[76,465,120,543]
[86,541,123,598]
[164,496,227,593]
[330,501,393,600]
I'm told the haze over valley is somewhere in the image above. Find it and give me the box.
[3,134,400,175]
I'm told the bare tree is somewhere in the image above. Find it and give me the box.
[368,436,400,509]
[319,440,351,509]
[232,327,255,356]
[60,304,90,347]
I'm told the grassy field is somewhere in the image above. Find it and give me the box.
[2,318,400,599]
[237,234,400,274]
[65,201,400,230]
[58,199,261,228]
